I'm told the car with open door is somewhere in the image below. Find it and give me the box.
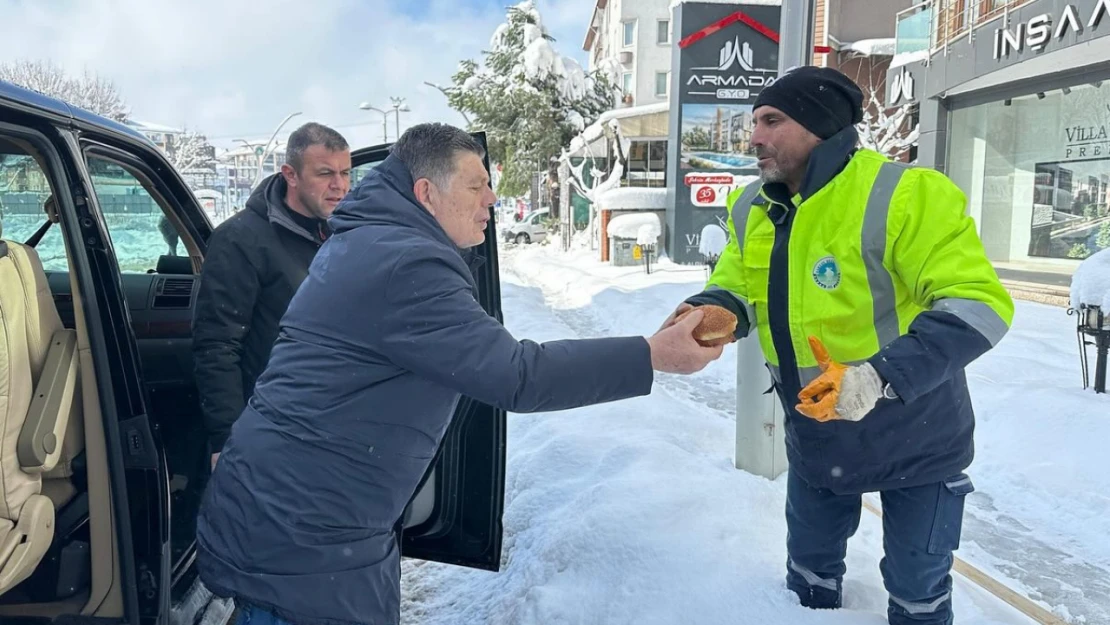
[0,79,507,625]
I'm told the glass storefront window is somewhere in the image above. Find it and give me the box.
[948,81,1110,262]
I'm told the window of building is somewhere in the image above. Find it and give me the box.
[622,72,633,95]
[622,20,635,47]
[947,81,1110,263]
[623,139,668,187]
[655,72,669,97]
[657,20,670,45]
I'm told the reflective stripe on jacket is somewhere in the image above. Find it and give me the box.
[700,129,1014,493]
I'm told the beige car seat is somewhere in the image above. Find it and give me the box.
[0,215,80,595]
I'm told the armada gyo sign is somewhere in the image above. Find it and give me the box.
[686,37,776,101]
[993,0,1110,59]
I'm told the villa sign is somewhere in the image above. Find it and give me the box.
[993,0,1110,59]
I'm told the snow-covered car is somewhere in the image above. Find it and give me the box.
[0,80,508,625]
[503,209,549,244]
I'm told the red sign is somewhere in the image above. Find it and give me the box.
[678,10,832,54]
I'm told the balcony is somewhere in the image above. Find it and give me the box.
[894,0,1036,60]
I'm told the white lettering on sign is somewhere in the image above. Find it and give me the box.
[993,1,1110,59]
[716,88,751,100]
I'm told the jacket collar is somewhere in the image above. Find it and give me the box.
[248,174,326,244]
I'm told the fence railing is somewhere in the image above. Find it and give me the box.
[895,0,1037,59]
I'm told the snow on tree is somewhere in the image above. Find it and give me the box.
[446,0,619,207]
[840,55,918,162]
[166,132,217,176]
[0,59,130,122]
[559,117,630,249]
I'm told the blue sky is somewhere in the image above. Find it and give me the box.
[0,0,595,149]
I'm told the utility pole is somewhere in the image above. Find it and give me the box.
[360,98,410,142]
[734,0,817,481]
[778,0,816,74]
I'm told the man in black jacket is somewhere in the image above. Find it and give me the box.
[193,122,351,468]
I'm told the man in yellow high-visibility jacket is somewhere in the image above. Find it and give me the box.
[667,67,1013,625]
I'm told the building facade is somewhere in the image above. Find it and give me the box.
[584,0,675,109]
[888,0,1110,269]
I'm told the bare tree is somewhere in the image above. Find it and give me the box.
[842,54,919,162]
[167,132,217,174]
[0,59,129,122]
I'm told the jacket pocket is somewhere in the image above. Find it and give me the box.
[926,473,975,555]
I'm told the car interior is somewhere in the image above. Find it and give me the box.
[0,132,209,622]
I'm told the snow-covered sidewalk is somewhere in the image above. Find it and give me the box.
[400,245,1108,625]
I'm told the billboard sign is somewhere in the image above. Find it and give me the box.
[665,2,782,264]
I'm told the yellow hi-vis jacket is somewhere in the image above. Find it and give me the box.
[688,140,1014,493]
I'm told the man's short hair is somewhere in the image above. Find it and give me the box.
[285,122,349,172]
[391,123,485,187]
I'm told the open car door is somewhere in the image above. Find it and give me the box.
[349,131,507,571]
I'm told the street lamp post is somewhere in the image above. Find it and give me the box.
[389,96,411,140]
[360,98,411,143]
[234,111,302,190]
[358,103,389,142]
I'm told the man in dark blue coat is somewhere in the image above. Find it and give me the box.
[196,123,723,625]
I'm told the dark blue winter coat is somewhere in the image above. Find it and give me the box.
[195,154,654,625]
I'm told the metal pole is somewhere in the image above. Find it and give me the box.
[734,0,817,479]
[778,0,816,73]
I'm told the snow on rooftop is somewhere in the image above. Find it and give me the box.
[598,187,668,211]
[1071,248,1110,313]
[598,101,669,123]
[891,49,930,68]
[843,38,897,57]
[607,212,661,240]
[127,119,184,134]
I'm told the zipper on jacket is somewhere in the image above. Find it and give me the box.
[767,201,801,399]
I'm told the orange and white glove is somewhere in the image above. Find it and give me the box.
[795,336,883,422]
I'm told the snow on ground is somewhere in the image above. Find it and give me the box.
[400,243,1110,624]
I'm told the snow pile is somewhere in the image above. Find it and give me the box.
[397,244,1109,624]
[607,212,660,240]
[844,38,897,56]
[891,49,930,68]
[636,224,659,247]
[597,187,668,211]
[699,223,728,257]
[1070,247,1110,313]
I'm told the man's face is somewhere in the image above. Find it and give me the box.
[423,152,496,249]
[285,144,352,219]
[750,106,821,188]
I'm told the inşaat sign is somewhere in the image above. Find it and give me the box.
[993,0,1110,59]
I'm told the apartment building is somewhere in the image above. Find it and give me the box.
[888,0,1110,270]
[583,0,674,109]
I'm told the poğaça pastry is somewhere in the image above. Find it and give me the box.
[677,305,737,347]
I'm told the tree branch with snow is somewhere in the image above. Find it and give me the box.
[166,132,217,177]
[0,59,130,122]
[844,55,918,162]
[443,1,619,201]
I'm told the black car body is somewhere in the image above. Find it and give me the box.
[0,80,507,625]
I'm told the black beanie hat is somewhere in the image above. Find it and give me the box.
[753,66,864,139]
